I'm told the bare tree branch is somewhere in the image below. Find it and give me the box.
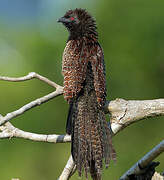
[58,156,76,180]
[152,172,164,180]
[0,89,63,126]
[0,72,60,88]
[119,140,164,180]
[0,120,71,143]
[0,73,164,180]
[0,73,63,126]
[106,98,164,134]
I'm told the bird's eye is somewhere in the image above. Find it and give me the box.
[70,17,75,21]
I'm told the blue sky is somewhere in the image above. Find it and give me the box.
[0,0,96,27]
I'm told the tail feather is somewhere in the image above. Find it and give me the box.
[84,104,92,177]
[68,94,116,179]
[90,160,102,180]
[77,104,86,176]
[66,102,73,135]
[90,106,103,176]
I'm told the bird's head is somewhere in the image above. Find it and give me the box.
[58,8,98,40]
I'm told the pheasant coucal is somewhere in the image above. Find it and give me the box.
[58,8,116,179]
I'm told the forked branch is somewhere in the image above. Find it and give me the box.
[0,73,164,180]
[0,73,63,126]
[0,72,59,88]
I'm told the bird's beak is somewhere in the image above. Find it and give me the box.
[57,17,71,23]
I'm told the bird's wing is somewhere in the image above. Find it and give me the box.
[89,43,106,106]
[62,40,89,102]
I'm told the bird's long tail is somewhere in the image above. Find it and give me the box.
[66,92,116,179]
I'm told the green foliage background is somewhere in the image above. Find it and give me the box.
[0,0,163,179]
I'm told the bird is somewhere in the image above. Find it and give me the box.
[58,8,116,179]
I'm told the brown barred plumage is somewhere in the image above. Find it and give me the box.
[58,8,116,179]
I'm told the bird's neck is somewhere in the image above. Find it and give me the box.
[68,28,98,42]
